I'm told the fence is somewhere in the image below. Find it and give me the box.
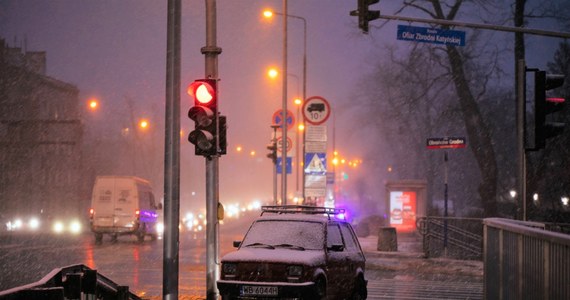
[483,218,570,300]
[417,216,483,260]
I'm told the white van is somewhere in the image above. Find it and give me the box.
[89,176,161,243]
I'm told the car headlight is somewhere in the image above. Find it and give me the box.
[222,263,237,275]
[69,220,82,234]
[28,218,40,230]
[53,221,65,233]
[287,265,303,277]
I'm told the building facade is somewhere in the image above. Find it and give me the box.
[0,39,84,219]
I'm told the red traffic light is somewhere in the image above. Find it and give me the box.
[187,80,216,105]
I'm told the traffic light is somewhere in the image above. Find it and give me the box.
[350,0,380,34]
[533,70,566,149]
[266,141,277,164]
[218,115,227,155]
[187,79,219,157]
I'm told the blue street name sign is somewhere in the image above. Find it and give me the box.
[277,157,292,174]
[397,25,465,47]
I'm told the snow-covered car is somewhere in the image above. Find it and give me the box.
[217,205,367,299]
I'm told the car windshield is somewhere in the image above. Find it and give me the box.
[241,220,324,250]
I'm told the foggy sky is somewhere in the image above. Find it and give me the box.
[1,0,565,213]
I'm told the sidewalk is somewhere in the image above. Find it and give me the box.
[359,234,483,277]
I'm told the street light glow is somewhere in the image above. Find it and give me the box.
[139,119,149,129]
[294,98,302,105]
[267,68,279,79]
[88,99,98,110]
[263,9,273,18]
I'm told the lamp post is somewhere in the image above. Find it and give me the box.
[263,7,307,203]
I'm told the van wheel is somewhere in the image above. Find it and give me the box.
[137,224,146,243]
[94,233,103,244]
[110,234,118,243]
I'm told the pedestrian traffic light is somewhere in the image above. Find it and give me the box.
[350,0,380,34]
[266,141,277,164]
[534,70,566,149]
[187,79,219,156]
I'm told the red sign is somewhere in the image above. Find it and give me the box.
[426,137,466,149]
[272,109,295,131]
[302,96,331,125]
[276,135,293,153]
[389,191,417,233]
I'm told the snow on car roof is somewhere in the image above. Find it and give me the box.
[256,213,333,223]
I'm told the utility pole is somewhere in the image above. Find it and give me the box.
[162,0,181,299]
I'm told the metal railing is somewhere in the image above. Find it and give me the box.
[417,216,484,260]
[0,264,141,300]
[483,218,570,300]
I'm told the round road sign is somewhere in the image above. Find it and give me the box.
[272,109,296,131]
[277,136,293,153]
[302,96,331,125]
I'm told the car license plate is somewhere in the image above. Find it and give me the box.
[241,285,278,296]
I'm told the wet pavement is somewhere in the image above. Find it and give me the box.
[360,233,484,299]
[359,233,483,277]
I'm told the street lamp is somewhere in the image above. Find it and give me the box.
[263,8,308,202]
[88,99,99,111]
[263,8,307,109]
[267,67,279,79]
[139,119,150,130]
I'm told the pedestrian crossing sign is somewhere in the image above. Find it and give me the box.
[304,153,326,175]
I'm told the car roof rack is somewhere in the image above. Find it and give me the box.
[261,205,345,219]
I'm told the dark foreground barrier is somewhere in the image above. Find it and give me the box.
[483,218,570,300]
[0,264,141,300]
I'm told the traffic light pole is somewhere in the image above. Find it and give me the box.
[516,59,527,221]
[203,1,222,299]
[271,125,280,205]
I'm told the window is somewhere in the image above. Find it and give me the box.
[327,223,343,249]
[242,220,325,250]
[340,223,358,252]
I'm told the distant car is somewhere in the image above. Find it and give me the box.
[217,205,367,299]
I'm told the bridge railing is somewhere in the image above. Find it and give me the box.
[0,264,141,300]
[483,218,570,300]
